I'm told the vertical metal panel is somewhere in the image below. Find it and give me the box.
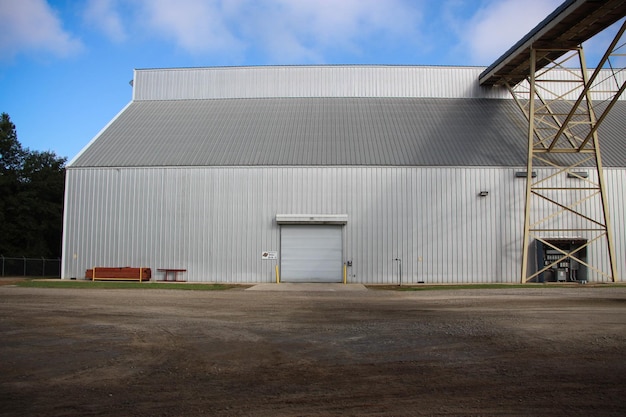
[604,169,625,280]
[62,166,625,283]
[133,66,511,101]
[133,66,625,102]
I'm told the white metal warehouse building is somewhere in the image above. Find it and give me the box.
[61,64,626,284]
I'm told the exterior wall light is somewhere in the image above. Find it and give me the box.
[567,171,589,178]
[479,191,489,197]
[515,171,537,178]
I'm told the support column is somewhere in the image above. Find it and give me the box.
[505,21,625,283]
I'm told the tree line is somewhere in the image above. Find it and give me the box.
[0,113,66,258]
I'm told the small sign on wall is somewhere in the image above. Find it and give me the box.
[262,251,278,260]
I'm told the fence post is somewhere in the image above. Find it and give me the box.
[42,257,46,277]
[23,256,27,276]
[1,255,4,277]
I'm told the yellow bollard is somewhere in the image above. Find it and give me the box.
[343,264,347,284]
[275,265,280,284]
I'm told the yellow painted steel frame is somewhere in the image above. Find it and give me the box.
[506,21,626,283]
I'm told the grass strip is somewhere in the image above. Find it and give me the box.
[368,283,625,291]
[15,279,242,291]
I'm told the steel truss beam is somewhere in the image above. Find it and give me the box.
[504,20,626,283]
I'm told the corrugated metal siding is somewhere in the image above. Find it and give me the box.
[133,66,625,102]
[62,166,625,283]
[133,66,511,100]
[605,169,626,281]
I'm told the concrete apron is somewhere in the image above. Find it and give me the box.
[246,283,367,292]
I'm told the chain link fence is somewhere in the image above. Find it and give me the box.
[1,256,61,277]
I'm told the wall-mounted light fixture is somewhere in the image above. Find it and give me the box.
[478,191,489,197]
[567,171,589,178]
[515,171,537,178]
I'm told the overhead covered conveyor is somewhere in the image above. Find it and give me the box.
[479,0,626,283]
[479,0,626,87]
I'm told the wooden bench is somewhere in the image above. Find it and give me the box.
[157,268,187,282]
[86,267,151,282]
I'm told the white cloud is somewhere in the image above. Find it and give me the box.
[273,0,418,45]
[137,0,244,55]
[255,23,324,64]
[463,0,561,65]
[0,0,83,60]
[128,0,421,63]
[83,0,127,42]
[243,0,422,63]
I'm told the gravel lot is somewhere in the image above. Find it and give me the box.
[1,282,625,416]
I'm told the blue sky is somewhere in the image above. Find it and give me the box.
[0,0,622,161]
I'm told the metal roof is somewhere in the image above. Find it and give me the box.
[479,0,626,86]
[69,97,626,168]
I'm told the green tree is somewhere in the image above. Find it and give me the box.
[17,150,67,257]
[0,113,24,174]
[0,113,66,257]
[0,113,23,255]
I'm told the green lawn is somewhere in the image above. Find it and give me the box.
[15,279,244,291]
[368,283,625,291]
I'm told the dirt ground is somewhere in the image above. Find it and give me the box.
[1,282,625,417]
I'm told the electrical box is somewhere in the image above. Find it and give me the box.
[535,238,587,283]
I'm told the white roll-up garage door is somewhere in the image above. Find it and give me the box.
[281,225,343,283]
